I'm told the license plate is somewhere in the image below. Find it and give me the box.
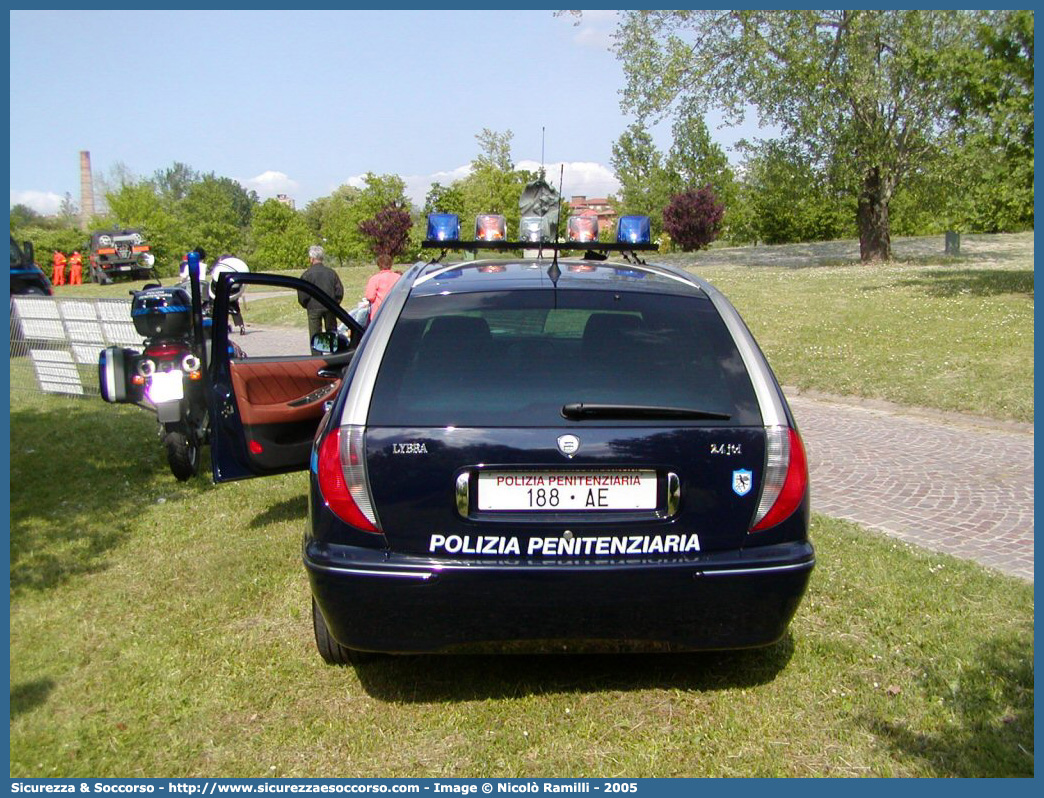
[478,471,657,511]
[147,370,184,404]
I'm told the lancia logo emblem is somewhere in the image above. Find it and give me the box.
[557,435,580,458]
[732,469,753,497]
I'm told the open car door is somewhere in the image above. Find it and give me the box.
[207,272,365,482]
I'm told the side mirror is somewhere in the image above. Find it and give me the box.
[311,331,351,355]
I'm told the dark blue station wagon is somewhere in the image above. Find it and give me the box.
[207,240,814,663]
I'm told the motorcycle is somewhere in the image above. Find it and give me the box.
[98,251,247,480]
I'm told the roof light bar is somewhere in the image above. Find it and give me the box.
[421,214,656,252]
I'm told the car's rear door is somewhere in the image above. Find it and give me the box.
[208,272,364,482]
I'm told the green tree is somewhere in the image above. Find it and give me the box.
[947,9,1033,231]
[665,116,733,197]
[319,174,411,264]
[103,180,183,274]
[610,122,673,237]
[664,114,738,238]
[153,162,201,204]
[9,204,42,230]
[423,182,466,217]
[302,196,330,239]
[733,139,854,245]
[320,185,363,265]
[250,199,313,272]
[611,10,982,260]
[457,129,534,238]
[178,175,258,259]
[57,193,79,228]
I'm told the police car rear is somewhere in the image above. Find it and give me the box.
[304,215,813,661]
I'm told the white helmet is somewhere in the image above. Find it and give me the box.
[210,256,249,301]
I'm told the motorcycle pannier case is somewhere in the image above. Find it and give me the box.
[98,346,143,403]
[131,286,192,338]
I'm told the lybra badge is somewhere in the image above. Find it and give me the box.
[732,469,753,497]
[557,434,580,458]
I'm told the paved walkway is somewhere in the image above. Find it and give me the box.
[239,324,1035,582]
[789,392,1034,582]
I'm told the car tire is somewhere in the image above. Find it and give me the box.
[312,598,377,665]
[164,431,199,481]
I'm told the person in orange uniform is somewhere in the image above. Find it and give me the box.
[51,250,67,286]
[67,251,84,285]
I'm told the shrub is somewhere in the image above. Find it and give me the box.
[662,187,725,251]
[358,203,413,260]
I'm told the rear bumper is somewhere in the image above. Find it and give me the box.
[304,540,815,653]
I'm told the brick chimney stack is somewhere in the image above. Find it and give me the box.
[79,150,95,228]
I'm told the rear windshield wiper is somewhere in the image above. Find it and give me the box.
[561,403,732,421]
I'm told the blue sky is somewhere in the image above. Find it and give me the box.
[10,9,768,215]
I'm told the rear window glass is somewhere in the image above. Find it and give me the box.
[367,290,761,427]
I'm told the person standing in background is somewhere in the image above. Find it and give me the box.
[67,251,83,285]
[298,245,343,352]
[364,253,401,322]
[51,250,66,286]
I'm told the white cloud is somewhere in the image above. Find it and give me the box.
[10,190,63,215]
[242,170,299,199]
[516,160,619,201]
[403,165,472,207]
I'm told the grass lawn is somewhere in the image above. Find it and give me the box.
[8,394,1034,778]
[678,232,1034,422]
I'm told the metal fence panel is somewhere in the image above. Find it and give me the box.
[10,296,139,398]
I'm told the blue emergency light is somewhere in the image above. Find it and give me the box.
[426,213,460,242]
[616,215,652,245]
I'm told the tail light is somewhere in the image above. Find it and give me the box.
[316,425,381,534]
[750,426,808,532]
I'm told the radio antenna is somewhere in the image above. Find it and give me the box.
[549,163,565,285]
[556,163,564,234]
[541,126,545,175]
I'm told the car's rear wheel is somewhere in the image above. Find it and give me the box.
[312,598,377,665]
[164,431,199,481]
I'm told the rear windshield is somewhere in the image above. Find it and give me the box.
[367,289,761,427]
